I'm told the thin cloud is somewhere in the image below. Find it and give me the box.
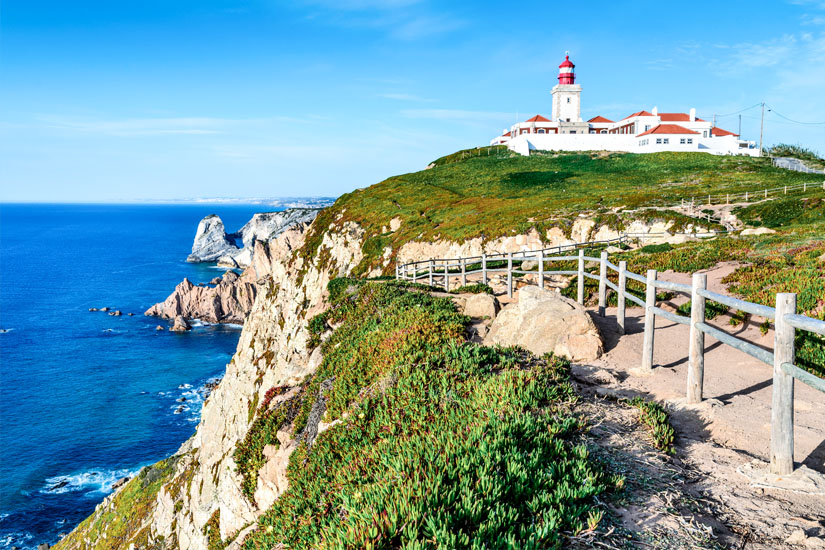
[377,92,433,102]
[401,108,514,122]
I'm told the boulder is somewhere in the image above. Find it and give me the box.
[155,325,165,331]
[101,307,109,312]
[171,316,191,332]
[112,310,122,317]
[484,286,603,361]
[88,308,98,312]
[463,293,500,320]
[520,260,538,271]
[216,255,238,268]
[187,215,240,263]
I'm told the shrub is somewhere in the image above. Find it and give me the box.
[626,397,676,454]
[451,283,494,294]
[640,242,673,254]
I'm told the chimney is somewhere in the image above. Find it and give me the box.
[652,106,658,115]
[689,108,696,122]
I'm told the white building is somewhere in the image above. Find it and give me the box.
[491,54,758,157]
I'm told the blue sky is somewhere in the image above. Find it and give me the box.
[1,0,824,202]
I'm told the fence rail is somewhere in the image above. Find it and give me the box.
[396,240,825,476]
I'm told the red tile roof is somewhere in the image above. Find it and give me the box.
[637,124,700,137]
[502,131,511,137]
[711,127,739,137]
[658,113,706,122]
[621,110,654,120]
[525,114,551,123]
[588,116,614,123]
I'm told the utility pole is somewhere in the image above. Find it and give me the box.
[759,102,765,157]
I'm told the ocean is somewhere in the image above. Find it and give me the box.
[0,203,274,548]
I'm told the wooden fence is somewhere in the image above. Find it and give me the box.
[396,243,825,476]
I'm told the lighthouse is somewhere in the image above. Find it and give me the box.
[551,52,584,130]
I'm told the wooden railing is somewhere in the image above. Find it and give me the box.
[396,244,825,475]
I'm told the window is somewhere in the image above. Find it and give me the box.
[680,138,686,144]
[570,130,576,134]
[687,138,693,144]
[538,129,546,134]
[663,138,669,144]
[645,125,651,131]
[703,131,708,138]
[600,129,607,134]
[566,118,570,122]
[656,138,662,144]
[567,97,571,103]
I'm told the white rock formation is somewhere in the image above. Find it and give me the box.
[187,215,241,263]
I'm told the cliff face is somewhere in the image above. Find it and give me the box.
[56,215,365,550]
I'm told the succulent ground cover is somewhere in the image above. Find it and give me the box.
[297,150,813,276]
[243,280,622,549]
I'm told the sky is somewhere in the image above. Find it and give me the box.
[1,0,824,202]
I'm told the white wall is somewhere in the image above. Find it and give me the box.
[506,133,759,156]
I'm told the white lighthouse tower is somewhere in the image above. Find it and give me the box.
[551,53,587,133]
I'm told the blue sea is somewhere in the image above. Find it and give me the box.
[0,203,275,548]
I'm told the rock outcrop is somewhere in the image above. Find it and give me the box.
[484,286,603,361]
[187,209,321,268]
[145,270,257,324]
[187,215,241,263]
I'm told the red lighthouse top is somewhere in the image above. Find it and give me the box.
[558,53,575,85]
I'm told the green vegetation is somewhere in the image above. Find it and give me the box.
[244,280,621,549]
[734,196,825,228]
[625,397,676,454]
[53,457,184,550]
[768,143,824,169]
[676,300,729,320]
[298,151,811,275]
[451,283,494,294]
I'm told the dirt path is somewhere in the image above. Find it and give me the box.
[566,263,825,547]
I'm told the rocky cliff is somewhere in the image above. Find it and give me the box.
[187,208,321,268]
[148,211,320,326]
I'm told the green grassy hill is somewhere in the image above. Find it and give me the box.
[303,150,819,274]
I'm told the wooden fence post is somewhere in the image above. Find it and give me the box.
[771,293,797,475]
[687,273,707,403]
[428,260,434,286]
[413,263,418,284]
[598,251,608,317]
[507,252,513,298]
[461,257,467,287]
[577,249,585,305]
[482,254,487,285]
[443,262,449,292]
[641,269,657,372]
[617,260,627,335]
[538,249,544,289]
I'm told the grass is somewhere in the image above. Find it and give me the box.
[298,151,812,276]
[734,196,825,229]
[625,397,676,455]
[243,280,622,549]
[768,143,825,169]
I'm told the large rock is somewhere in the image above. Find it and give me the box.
[171,315,191,332]
[237,209,320,249]
[187,215,240,263]
[145,271,257,324]
[463,293,500,319]
[484,286,603,361]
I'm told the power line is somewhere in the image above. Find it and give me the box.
[765,105,825,125]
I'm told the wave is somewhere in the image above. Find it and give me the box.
[0,328,13,334]
[40,466,141,496]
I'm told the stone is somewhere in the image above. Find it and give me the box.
[128,312,135,316]
[463,293,500,320]
[170,316,191,332]
[520,260,537,271]
[605,245,623,254]
[187,215,241,263]
[100,307,109,312]
[209,277,222,285]
[741,227,777,236]
[787,529,808,545]
[216,255,238,268]
[88,308,98,312]
[155,325,165,331]
[237,209,320,249]
[38,545,49,550]
[484,286,603,361]
[112,310,122,317]
[111,477,130,491]
[145,272,256,325]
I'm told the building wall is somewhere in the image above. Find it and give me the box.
[506,133,759,157]
[551,84,582,122]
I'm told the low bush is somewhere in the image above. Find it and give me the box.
[626,397,676,454]
[451,283,494,294]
